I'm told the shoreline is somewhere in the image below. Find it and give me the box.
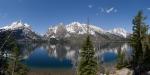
[28,68,76,75]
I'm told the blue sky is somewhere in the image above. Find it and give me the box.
[0,0,150,34]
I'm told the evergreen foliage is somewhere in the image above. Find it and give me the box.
[0,31,28,75]
[77,36,98,75]
[130,11,150,75]
[0,31,13,75]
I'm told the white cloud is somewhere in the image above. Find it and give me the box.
[147,8,150,10]
[106,7,114,13]
[98,7,118,14]
[88,5,93,8]
[96,7,118,16]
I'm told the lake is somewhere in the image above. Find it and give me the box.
[19,42,132,75]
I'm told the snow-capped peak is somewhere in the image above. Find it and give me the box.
[66,22,87,34]
[109,28,128,38]
[45,22,129,38]
[0,20,31,30]
[66,22,105,35]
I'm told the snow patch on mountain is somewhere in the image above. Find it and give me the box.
[108,28,128,38]
[66,22,105,35]
[0,21,32,31]
[46,22,128,38]
[0,21,41,41]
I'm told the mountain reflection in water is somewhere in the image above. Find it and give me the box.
[19,42,132,72]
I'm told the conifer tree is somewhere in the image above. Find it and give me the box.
[0,31,13,75]
[0,31,28,75]
[77,36,98,75]
[131,11,149,75]
[8,45,28,75]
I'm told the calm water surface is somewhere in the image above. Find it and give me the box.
[20,42,132,72]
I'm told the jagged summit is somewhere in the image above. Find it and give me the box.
[0,21,41,41]
[108,28,128,38]
[46,22,129,38]
[0,20,31,30]
[66,22,105,35]
[0,21,129,41]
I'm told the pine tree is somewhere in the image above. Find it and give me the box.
[8,45,28,75]
[0,31,28,75]
[77,36,98,75]
[131,11,149,75]
[0,31,13,75]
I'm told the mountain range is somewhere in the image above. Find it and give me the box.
[0,21,41,41]
[0,21,130,42]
